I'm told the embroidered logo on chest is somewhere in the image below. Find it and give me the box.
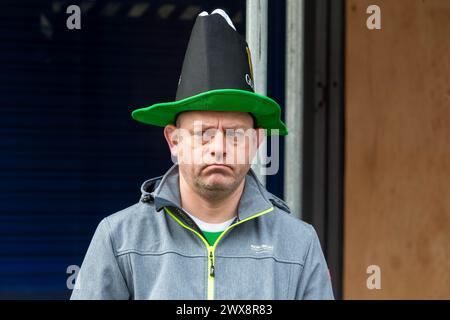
[250,244,274,254]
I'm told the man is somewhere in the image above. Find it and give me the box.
[71,9,334,300]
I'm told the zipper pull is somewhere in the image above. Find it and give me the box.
[209,251,215,277]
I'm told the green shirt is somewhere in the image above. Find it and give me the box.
[203,230,224,246]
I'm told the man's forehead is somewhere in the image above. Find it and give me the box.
[177,111,253,126]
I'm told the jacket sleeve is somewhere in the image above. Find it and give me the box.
[295,224,335,300]
[70,218,130,300]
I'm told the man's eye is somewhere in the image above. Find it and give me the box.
[192,130,214,142]
[226,130,245,139]
[203,131,215,139]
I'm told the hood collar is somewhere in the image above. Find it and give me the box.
[139,164,278,221]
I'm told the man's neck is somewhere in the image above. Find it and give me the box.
[179,174,245,224]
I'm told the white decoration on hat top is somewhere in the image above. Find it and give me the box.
[197,9,236,31]
[211,9,236,31]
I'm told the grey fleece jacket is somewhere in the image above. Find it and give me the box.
[71,165,334,300]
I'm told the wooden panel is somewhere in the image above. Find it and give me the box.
[345,0,450,299]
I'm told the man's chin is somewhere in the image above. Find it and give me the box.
[198,174,235,191]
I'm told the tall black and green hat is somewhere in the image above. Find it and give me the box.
[131,9,288,136]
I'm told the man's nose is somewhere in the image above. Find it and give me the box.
[210,130,226,161]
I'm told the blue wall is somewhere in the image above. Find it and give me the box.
[0,0,285,299]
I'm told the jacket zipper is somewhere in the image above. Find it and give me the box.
[164,206,274,300]
[209,250,215,277]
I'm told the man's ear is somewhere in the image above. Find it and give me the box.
[163,124,179,156]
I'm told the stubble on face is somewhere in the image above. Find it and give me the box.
[187,164,247,201]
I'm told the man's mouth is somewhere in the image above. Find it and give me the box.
[204,164,233,172]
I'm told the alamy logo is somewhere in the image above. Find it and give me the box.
[66,265,80,290]
[366,5,381,30]
[171,121,281,176]
[66,5,81,30]
[366,264,381,290]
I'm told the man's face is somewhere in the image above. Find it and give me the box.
[164,111,263,198]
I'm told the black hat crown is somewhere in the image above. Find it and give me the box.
[175,10,255,101]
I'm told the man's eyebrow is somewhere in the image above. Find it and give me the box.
[223,125,250,129]
[188,123,216,130]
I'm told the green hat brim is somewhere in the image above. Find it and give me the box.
[131,89,288,136]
